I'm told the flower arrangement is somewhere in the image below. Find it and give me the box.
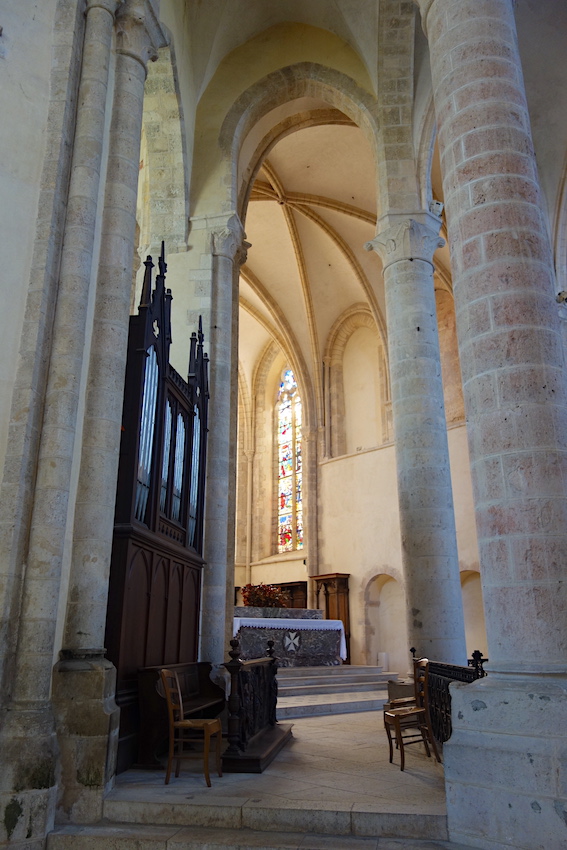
[241,582,290,608]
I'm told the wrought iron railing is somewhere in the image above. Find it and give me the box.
[224,638,278,756]
[427,650,488,743]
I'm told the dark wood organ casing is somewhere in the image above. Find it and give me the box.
[105,245,209,772]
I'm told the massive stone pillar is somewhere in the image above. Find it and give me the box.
[416,1,567,847]
[366,213,467,664]
[200,215,248,668]
[52,0,166,826]
[0,2,124,846]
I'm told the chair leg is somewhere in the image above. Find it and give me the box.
[175,734,182,778]
[215,726,222,777]
[384,720,394,764]
[420,725,431,758]
[203,727,211,787]
[394,717,405,771]
[165,732,174,785]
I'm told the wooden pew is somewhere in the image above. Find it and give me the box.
[137,661,225,768]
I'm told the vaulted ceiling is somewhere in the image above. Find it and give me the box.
[239,115,380,410]
[237,111,450,413]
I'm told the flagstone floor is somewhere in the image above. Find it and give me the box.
[94,712,477,848]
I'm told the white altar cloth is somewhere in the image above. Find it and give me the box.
[233,616,347,660]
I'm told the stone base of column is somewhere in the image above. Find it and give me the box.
[0,702,58,847]
[444,675,567,850]
[52,652,119,825]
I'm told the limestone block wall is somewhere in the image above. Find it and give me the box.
[0,0,61,480]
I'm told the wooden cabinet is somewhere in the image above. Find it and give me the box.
[314,573,350,664]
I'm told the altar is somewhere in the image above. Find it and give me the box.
[233,615,347,667]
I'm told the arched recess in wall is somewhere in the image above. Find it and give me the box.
[460,569,488,658]
[324,306,390,457]
[133,45,189,305]
[364,572,408,674]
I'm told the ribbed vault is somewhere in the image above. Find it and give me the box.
[238,118,382,428]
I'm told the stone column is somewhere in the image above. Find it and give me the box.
[0,2,122,845]
[244,448,255,586]
[52,0,167,825]
[323,356,331,458]
[201,215,249,667]
[303,425,319,577]
[366,213,467,664]
[416,1,567,846]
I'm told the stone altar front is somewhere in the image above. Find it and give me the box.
[233,616,347,667]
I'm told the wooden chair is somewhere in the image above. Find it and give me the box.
[383,658,441,771]
[160,668,223,786]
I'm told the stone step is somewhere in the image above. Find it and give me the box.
[275,666,393,718]
[99,781,447,841]
[278,677,390,696]
[48,822,468,850]
[276,691,388,719]
[277,665,387,678]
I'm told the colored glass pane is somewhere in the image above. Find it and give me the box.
[296,513,304,547]
[276,368,303,553]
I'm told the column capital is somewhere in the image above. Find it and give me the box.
[211,214,251,263]
[86,0,123,15]
[115,0,168,71]
[365,212,444,273]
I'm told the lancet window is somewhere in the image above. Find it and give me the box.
[277,368,303,553]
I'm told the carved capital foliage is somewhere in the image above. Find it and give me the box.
[115,0,168,70]
[365,217,444,273]
[211,214,250,263]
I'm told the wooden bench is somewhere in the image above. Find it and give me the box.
[137,661,225,768]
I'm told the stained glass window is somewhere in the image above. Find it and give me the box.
[277,369,303,553]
